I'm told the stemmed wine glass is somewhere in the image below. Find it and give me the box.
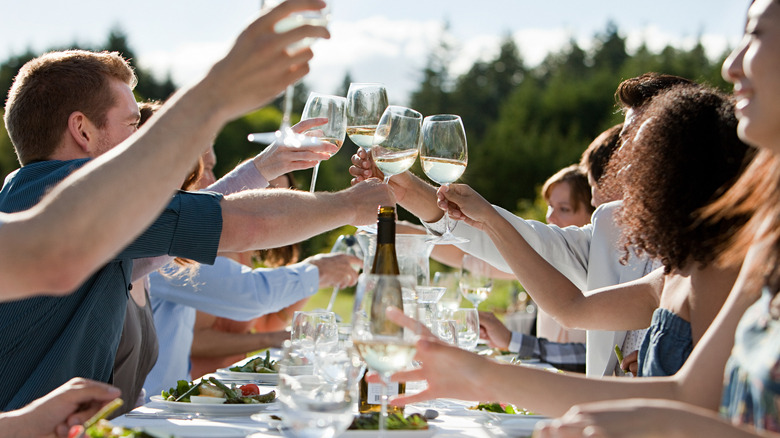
[432,271,462,319]
[371,106,422,184]
[273,343,358,438]
[301,93,347,192]
[459,253,493,309]
[351,274,419,433]
[420,114,468,244]
[250,0,331,147]
[346,83,388,151]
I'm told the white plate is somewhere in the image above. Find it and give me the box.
[142,424,250,438]
[481,415,549,437]
[149,395,276,415]
[216,368,279,384]
[251,413,436,437]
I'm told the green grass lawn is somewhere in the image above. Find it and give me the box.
[302,278,520,323]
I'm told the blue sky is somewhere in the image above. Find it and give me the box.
[0,0,748,104]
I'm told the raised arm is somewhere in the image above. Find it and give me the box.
[217,179,394,253]
[389,246,760,417]
[0,0,330,299]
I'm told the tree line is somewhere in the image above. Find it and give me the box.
[0,23,729,256]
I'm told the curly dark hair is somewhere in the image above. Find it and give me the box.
[604,84,755,273]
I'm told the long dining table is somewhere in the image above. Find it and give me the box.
[113,354,554,438]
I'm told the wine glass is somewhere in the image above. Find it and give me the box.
[459,253,493,309]
[351,274,419,433]
[301,93,347,192]
[274,343,358,438]
[325,234,364,313]
[420,114,468,244]
[451,308,480,351]
[414,285,446,331]
[251,0,331,147]
[346,83,388,151]
[291,310,337,359]
[432,271,462,319]
[371,106,422,184]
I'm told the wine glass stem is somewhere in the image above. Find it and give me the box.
[379,375,389,433]
[280,83,295,132]
[442,183,454,235]
[309,162,321,192]
[383,175,391,184]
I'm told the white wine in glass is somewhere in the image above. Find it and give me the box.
[420,114,468,244]
[459,253,493,309]
[346,83,388,151]
[371,105,422,184]
[301,92,347,192]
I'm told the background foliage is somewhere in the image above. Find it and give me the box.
[0,24,729,307]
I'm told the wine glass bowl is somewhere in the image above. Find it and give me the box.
[301,92,347,192]
[420,114,468,244]
[346,83,389,151]
[459,254,493,309]
[432,271,462,319]
[371,105,422,184]
[451,308,480,351]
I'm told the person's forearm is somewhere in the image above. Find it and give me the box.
[0,411,25,438]
[394,172,444,223]
[219,187,384,252]
[191,329,285,357]
[0,82,225,298]
[490,360,683,417]
[481,213,659,331]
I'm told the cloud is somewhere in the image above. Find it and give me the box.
[136,18,741,107]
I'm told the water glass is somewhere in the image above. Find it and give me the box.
[291,311,338,356]
[452,308,479,351]
[276,345,358,438]
[432,271,461,318]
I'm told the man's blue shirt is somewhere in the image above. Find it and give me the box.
[0,159,223,410]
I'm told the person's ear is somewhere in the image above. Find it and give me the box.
[66,111,96,153]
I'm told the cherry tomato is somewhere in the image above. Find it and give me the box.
[67,425,85,438]
[240,383,260,396]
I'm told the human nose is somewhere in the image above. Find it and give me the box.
[722,36,748,84]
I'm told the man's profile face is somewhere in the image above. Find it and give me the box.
[92,78,141,157]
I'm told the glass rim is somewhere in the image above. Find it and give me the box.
[423,114,461,122]
[383,105,422,119]
[306,91,347,102]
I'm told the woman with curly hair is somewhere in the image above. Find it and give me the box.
[430,81,753,379]
[382,81,755,419]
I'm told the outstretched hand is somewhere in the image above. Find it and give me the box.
[378,307,499,406]
[2,378,122,438]
[304,252,362,289]
[206,0,331,121]
[436,184,496,230]
[478,311,512,350]
[253,117,339,181]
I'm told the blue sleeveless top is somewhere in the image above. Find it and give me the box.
[637,308,693,377]
[720,287,780,432]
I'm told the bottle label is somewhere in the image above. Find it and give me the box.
[366,382,400,404]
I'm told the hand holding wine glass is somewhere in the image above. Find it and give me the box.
[346,83,389,151]
[253,0,331,147]
[301,92,347,192]
[420,115,468,244]
[371,106,422,184]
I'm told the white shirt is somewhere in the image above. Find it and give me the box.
[425,201,656,376]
